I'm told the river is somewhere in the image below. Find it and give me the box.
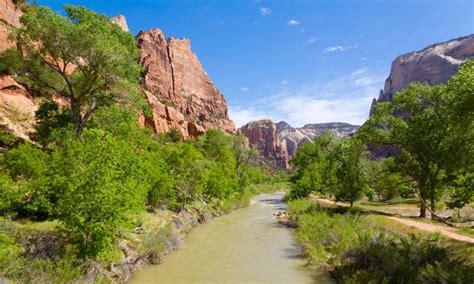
[130,192,332,283]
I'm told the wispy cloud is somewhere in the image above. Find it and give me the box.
[230,68,385,127]
[287,19,300,25]
[259,7,271,16]
[359,57,367,61]
[306,38,318,44]
[324,45,358,53]
[240,87,250,91]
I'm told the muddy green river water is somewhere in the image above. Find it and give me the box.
[130,192,332,284]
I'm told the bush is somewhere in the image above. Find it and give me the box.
[288,199,474,283]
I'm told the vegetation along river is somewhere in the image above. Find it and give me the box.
[130,192,332,283]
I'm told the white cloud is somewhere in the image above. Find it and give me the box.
[299,28,305,33]
[359,57,367,61]
[230,68,385,127]
[240,87,250,91]
[307,38,318,44]
[259,7,271,16]
[324,45,357,53]
[287,20,300,25]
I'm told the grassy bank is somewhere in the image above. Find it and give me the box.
[0,182,288,282]
[287,199,474,283]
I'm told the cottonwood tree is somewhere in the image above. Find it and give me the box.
[289,133,339,199]
[334,139,370,207]
[0,5,142,138]
[362,61,474,218]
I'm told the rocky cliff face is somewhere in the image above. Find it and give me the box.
[137,29,235,139]
[0,0,37,141]
[240,120,289,168]
[0,4,235,141]
[370,35,474,113]
[276,121,359,156]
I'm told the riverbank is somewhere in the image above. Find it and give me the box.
[0,183,289,282]
[286,199,474,283]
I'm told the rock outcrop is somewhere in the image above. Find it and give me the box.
[137,29,235,139]
[276,121,360,156]
[240,120,289,168]
[111,14,129,32]
[370,35,474,112]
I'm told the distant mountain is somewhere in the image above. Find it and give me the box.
[276,121,360,156]
[240,120,359,168]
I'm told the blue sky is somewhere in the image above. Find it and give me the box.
[36,0,474,127]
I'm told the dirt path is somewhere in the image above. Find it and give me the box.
[314,197,474,244]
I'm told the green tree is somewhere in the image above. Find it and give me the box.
[50,129,147,257]
[289,133,339,199]
[334,139,369,207]
[362,62,474,217]
[0,5,142,137]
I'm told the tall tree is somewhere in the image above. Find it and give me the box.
[0,5,142,137]
[362,61,474,218]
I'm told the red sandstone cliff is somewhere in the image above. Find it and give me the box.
[370,35,474,113]
[240,119,289,168]
[0,0,38,141]
[137,29,235,139]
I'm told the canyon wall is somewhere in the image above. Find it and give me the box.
[370,35,474,114]
[137,29,235,139]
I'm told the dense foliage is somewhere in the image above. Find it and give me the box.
[289,62,474,218]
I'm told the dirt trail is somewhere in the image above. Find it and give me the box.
[314,198,474,244]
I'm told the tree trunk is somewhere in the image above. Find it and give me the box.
[350,200,353,207]
[429,180,437,220]
[70,98,83,138]
[419,201,426,218]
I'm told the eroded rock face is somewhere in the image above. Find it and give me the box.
[240,119,289,168]
[137,28,235,139]
[276,121,360,156]
[371,35,474,110]
[0,0,21,52]
[0,1,36,140]
[111,14,129,32]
